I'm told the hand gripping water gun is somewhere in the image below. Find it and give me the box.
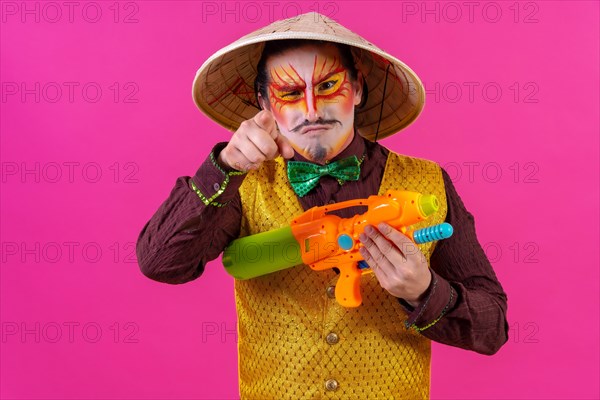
[222,190,453,307]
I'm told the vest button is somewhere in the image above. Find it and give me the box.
[325,379,339,391]
[326,286,336,299]
[326,332,339,345]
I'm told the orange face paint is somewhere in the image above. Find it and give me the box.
[268,54,352,115]
[263,45,361,163]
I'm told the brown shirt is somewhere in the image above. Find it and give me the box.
[136,132,509,355]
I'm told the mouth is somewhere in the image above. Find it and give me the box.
[301,125,330,135]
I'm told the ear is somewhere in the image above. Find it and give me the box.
[257,93,271,111]
[353,72,364,107]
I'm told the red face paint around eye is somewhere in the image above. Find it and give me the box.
[263,45,361,164]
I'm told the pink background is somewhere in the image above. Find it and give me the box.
[1,1,598,399]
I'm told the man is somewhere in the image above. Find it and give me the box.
[136,12,508,399]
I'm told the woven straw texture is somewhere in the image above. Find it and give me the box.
[192,12,425,141]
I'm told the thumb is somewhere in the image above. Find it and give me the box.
[274,132,295,159]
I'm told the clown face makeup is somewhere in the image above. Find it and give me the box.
[258,44,363,164]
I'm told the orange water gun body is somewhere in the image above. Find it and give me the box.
[223,190,453,307]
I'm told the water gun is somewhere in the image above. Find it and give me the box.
[222,190,453,308]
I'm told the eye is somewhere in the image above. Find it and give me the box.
[281,90,301,98]
[320,80,338,90]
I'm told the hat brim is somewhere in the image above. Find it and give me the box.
[192,13,425,141]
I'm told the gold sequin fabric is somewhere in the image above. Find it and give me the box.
[235,151,448,399]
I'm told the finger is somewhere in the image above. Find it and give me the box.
[363,225,405,262]
[227,146,258,172]
[358,231,395,276]
[252,110,294,159]
[237,137,267,168]
[359,245,390,280]
[377,222,420,259]
[246,128,279,159]
[253,110,276,134]
[274,132,295,159]
[229,136,269,171]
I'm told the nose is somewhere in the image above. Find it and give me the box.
[305,89,320,121]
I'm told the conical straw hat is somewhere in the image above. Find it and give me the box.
[192,12,425,141]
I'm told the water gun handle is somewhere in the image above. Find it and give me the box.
[335,262,363,308]
[332,222,454,307]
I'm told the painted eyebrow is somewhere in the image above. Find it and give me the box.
[313,70,343,85]
[275,83,305,92]
[273,70,344,92]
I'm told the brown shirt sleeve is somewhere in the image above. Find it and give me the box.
[135,142,245,284]
[136,134,509,355]
[397,168,509,355]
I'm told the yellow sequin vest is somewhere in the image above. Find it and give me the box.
[235,151,447,400]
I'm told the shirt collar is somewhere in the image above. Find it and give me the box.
[289,127,366,164]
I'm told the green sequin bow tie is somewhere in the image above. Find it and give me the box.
[287,155,363,197]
